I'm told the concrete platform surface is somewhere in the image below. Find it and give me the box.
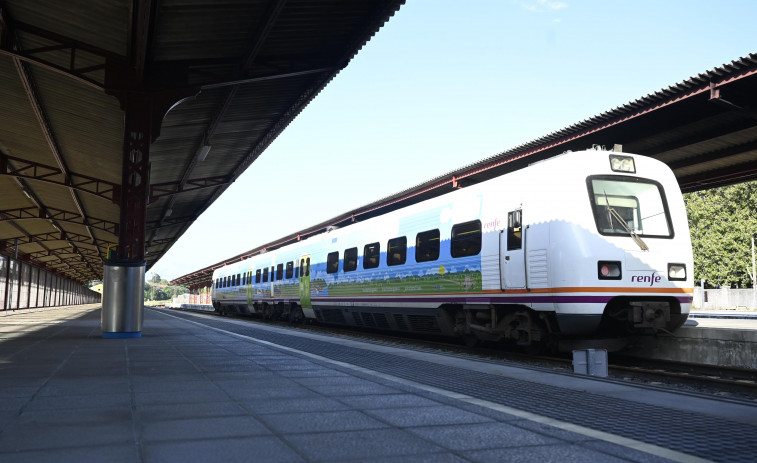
[1,305,756,463]
[621,312,757,369]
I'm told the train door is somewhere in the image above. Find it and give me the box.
[298,255,312,309]
[500,209,526,289]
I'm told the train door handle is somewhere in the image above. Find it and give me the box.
[505,256,510,261]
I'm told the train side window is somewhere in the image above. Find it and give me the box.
[387,237,407,266]
[507,210,522,251]
[363,242,380,269]
[286,261,294,279]
[276,263,284,280]
[327,251,339,274]
[416,229,440,262]
[343,247,358,272]
[451,220,482,257]
[295,263,299,279]
[263,267,269,283]
[237,274,241,286]
[255,269,261,283]
[300,259,304,277]
[306,257,310,276]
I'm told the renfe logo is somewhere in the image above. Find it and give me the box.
[631,272,662,286]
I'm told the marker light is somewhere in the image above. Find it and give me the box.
[609,155,636,173]
[668,263,687,281]
[598,261,622,280]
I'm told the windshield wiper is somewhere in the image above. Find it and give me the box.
[603,191,649,251]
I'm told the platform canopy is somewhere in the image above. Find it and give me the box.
[0,0,406,284]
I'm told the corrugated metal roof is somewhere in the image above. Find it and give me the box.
[0,0,407,284]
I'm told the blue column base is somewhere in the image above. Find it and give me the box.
[102,331,142,339]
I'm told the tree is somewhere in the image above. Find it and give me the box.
[150,273,161,283]
[684,182,757,287]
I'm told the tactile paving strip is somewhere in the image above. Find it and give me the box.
[162,310,757,463]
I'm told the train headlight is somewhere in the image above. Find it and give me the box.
[609,155,636,173]
[598,261,622,280]
[668,263,687,281]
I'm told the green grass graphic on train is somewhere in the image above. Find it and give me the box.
[325,268,482,296]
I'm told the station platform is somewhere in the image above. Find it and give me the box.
[621,311,757,369]
[2,305,756,462]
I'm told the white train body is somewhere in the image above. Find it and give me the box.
[211,149,693,346]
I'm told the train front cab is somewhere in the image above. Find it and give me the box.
[554,153,693,340]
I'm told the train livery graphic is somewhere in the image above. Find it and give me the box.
[211,148,693,350]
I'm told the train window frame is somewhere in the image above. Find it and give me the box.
[344,247,358,272]
[586,175,674,239]
[415,229,440,263]
[262,267,269,283]
[451,220,482,258]
[327,251,339,274]
[387,237,407,266]
[276,263,284,281]
[363,243,380,269]
[286,261,294,279]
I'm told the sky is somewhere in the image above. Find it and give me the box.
[149,0,757,283]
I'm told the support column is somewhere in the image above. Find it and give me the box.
[119,92,152,261]
[101,92,152,338]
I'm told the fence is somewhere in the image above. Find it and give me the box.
[171,290,212,306]
[693,286,757,310]
[1,253,101,311]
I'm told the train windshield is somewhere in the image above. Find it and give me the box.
[587,176,673,238]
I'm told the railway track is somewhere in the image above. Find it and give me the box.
[170,307,757,403]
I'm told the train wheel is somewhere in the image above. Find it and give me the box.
[288,305,304,325]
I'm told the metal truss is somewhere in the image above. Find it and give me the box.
[0,206,119,235]
[0,152,120,203]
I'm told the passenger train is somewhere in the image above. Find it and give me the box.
[211,148,694,350]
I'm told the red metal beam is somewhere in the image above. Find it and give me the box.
[149,175,231,203]
[0,10,120,90]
